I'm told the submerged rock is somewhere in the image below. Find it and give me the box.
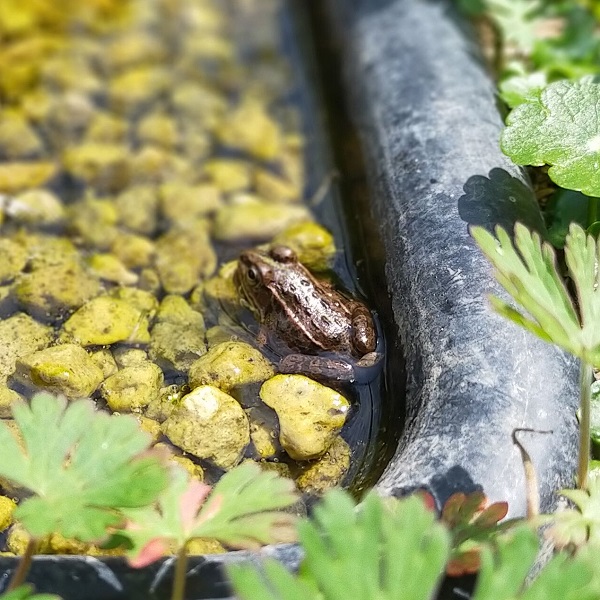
[188,341,274,394]
[61,296,149,346]
[272,222,336,272]
[0,239,27,284]
[149,295,206,372]
[0,313,53,380]
[100,361,163,412]
[259,375,350,461]
[6,189,65,226]
[15,343,104,398]
[294,437,351,495]
[162,385,250,470]
[15,263,101,322]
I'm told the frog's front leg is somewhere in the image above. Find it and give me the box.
[278,353,356,383]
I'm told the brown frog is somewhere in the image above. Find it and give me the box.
[234,244,381,382]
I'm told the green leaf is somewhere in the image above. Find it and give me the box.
[0,393,168,541]
[545,189,589,248]
[546,478,600,549]
[231,490,450,600]
[120,462,299,565]
[0,585,60,600]
[471,224,582,355]
[501,77,600,197]
[473,526,600,600]
[590,381,600,453]
[472,527,539,600]
[485,0,542,53]
[229,559,321,600]
[500,71,547,108]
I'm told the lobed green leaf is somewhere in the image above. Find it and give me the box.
[0,393,168,541]
[501,77,600,197]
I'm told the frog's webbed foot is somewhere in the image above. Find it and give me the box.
[355,351,383,369]
[278,354,356,383]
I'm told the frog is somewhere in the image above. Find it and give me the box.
[233,244,381,382]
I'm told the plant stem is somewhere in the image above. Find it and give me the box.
[7,538,37,591]
[171,543,189,600]
[578,360,593,489]
[587,196,600,227]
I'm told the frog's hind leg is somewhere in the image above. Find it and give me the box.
[278,354,355,383]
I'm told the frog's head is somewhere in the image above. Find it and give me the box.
[234,245,298,318]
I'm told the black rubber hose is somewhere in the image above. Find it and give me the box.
[323,0,579,517]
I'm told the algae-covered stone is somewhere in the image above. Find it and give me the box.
[130,146,192,185]
[136,415,162,443]
[6,189,65,225]
[113,347,148,368]
[100,361,163,412]
[0,384,23,418]
[61,296,149,346]
[63,143,130,193]
[15,263,101,321]
[295,437,351,495]
[0,239,27,284]
[188,341,274,394]
[187,538,226,555]
[87,253,138,285]
[109,66,170,113]
[115,184,158,235]
[162,385,250,469]
[0,112,43,158]
[272,222,336,272]
[90,348,118,379]
[15,344,103,398]
[191,260,239,318]
[138,268,161,294]
[68,197,118,250]
[109,287,158,316]
[17,233,79,270]
[260,375,350,461]
[153,443,205,481]
[205,159,251,193]
[149,296,206,372]
[216,98,282,161]
[171,82,226,128]
[255,169,300,204]
[137,112,179,150]
[105,33,166,72]
[86,112,128,144]
[246,406,282,460]
[145,384,184,423]
[213,201,311,242]
[111,232,156,268]
[0,496,16,532]
[159,182,222,224]
[0,313,53,380]
[155,224,217,294]
[0,161,57,194]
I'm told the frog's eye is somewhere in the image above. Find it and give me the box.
[246,266,260,283]
[269,245,297,263]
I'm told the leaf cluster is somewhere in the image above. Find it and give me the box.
[117,461,300,566]
[471,222,600,366]
[0,393,168,541]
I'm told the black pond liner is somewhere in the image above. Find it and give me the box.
[0,0,580,598]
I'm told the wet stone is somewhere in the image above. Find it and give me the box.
[0,313,54,380]
[14,343,104,398]
[86,253,139,286]
[149,296,207,373]
[115,184,159,235]
[188,341,274,394]
[100,361,163,412]
[294,437,351,495]
[259,374,350,461]
[15,263,102,322]
[0,385,23,419]
[155,223,217,294]
[61,296,149,346]
[5,189,65,226]
[212,200,312,242]
[162,385,250,470]
[272,222,337,272]
[0,239,27,284]
[145,385,184,423]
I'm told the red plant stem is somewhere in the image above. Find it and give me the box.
[7,538,36,591]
